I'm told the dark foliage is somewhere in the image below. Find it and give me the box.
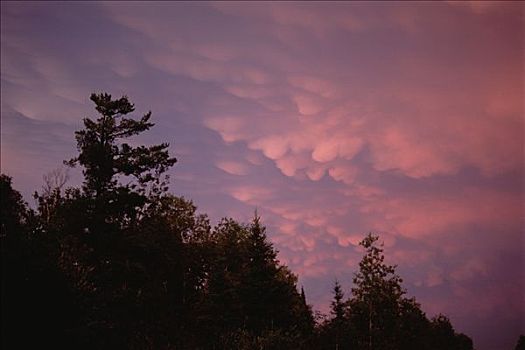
[516,335,525,350]
[1,175,82,349]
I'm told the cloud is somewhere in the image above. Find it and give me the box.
[288,75,340,99]
[447,1,512,15]
[450,258,487,282]
[360,188,523,239]
[213,2,365,38]
[229,185,273,204]
[293,94,324,116]
[216,160,250,176]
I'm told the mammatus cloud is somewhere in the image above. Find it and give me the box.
[1,2,523,349]
[216,160,250,176]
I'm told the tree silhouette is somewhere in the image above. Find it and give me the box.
[66,93,176,234]
[56,93,180,348]
[324,279,351,350]
[515,335,525,350]
[67,93,176,197]
[331,280,346,324]
[0,174,31,238]
[349,233,405,350]
[1,175,82,349]
[428,315,473,350]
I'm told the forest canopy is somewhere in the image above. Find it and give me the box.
[1,93,476,349]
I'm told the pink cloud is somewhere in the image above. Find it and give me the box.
[225,84,276,100]
[305,165,327,181]
[213,3,365,38]
[360,188,522,239]
[288,75,340,99]
[368,126,461,178]
[391,249,435,267]
[450,258,488,282]
[274,153,310,177]
[328,166,357,185]
[447,1,509,15]
[311,138,340,163]
[424,267,445,288]
[203,116,247,143]
[326,226,362,247]
[249,136,290,160]
[192,43,240,62]
[278,222,297,236]
[183,3,521,185]
[229,185,273,204]
[293,94,324,116]
[215,160,250,176]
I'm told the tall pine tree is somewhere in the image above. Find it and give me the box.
[349,234,406,350]
[66,92,176,231]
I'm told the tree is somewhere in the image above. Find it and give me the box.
[68,93,176,196]
[428,315,473,350]
[0,174,31,238]
[396,297,430,350]
[515,335,525,350]
[297,286,316,340]
[331,280,346,324]
[242,212,280,332]
[1,175,31,348]
[348,233,405,350]
[1,175,81,349]
[195,214,314,349]
[52,93,180,348]
[327,279,350,350]
[66,92,177,229]
[243,213,314,341]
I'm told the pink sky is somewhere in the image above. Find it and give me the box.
[1,2,523,349]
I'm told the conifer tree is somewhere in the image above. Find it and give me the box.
[349,233,405,350]
[58,93,179,348]
[331,280,346,323]
[67,93,177,230]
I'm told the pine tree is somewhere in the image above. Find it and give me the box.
[66,92,176,230]
[243,212,279,331]
[330,280,347,349]
[349,234,405,350]
[56,93,179,348]
[68,93,176,196]
[331,280,346,323]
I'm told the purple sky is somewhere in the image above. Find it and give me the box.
[1,2,523,349]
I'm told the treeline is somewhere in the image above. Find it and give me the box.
[1,93,474,349]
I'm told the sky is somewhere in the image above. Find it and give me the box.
[1,1,523,349]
